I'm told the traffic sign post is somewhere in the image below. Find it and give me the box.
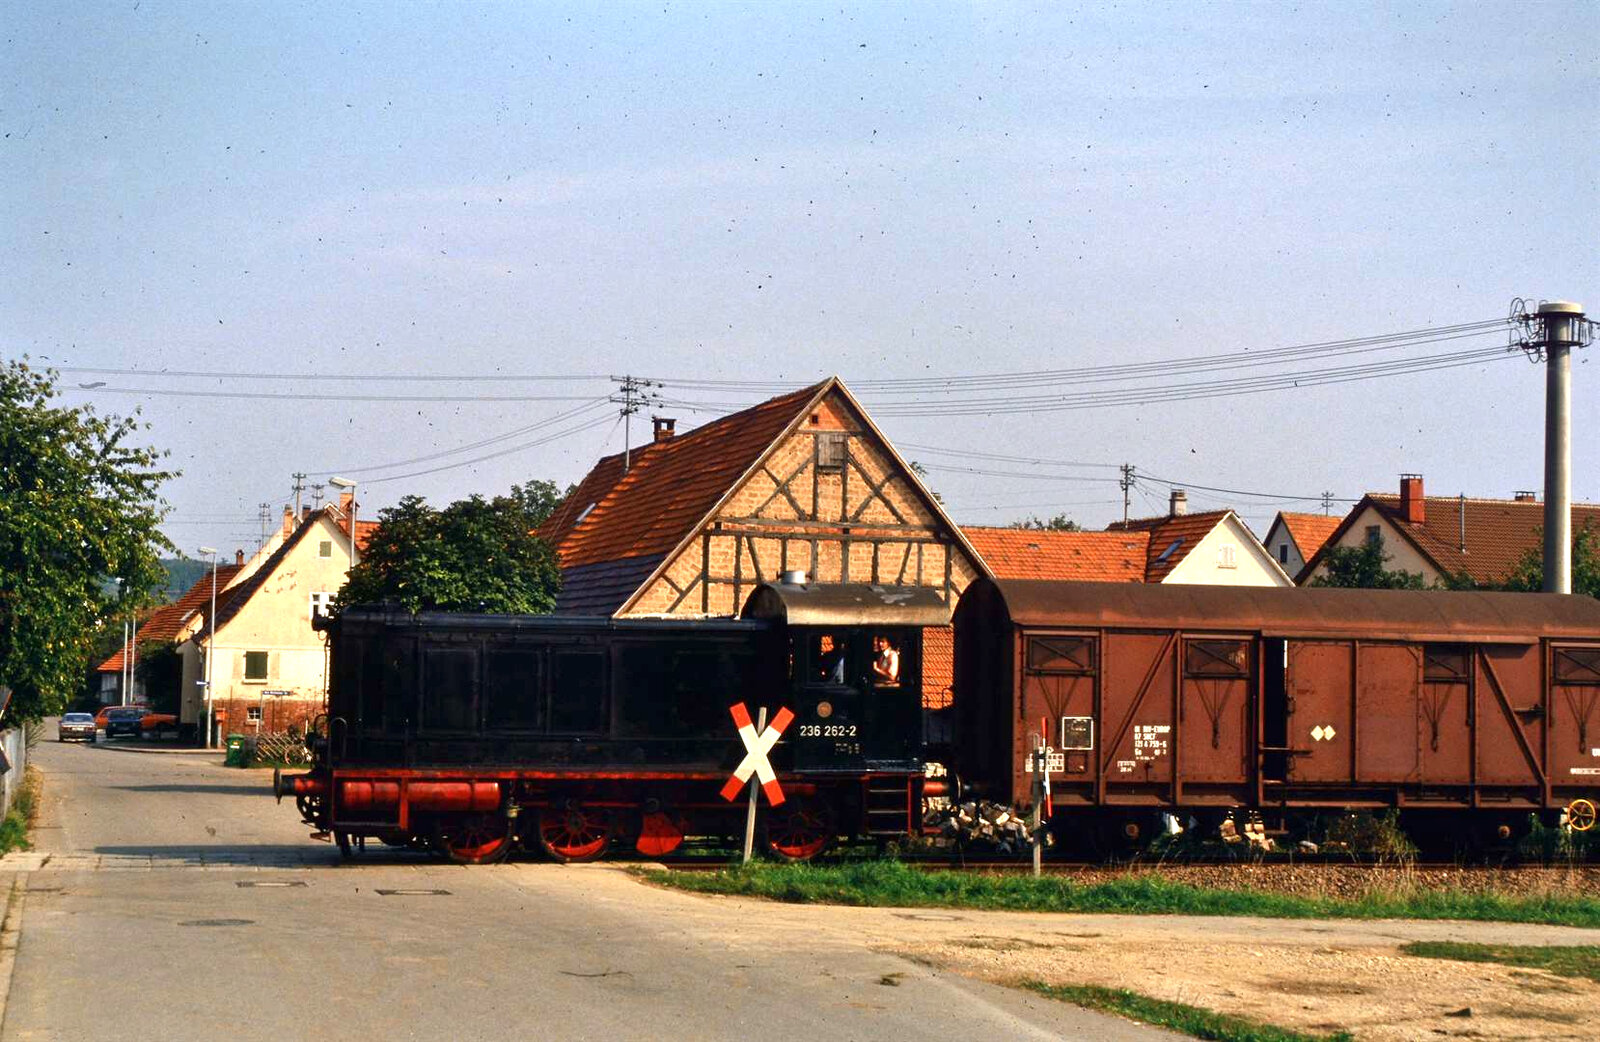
[720,702,794,864]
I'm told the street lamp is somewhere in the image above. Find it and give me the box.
[198,546,219,749]
[328,477,358,575]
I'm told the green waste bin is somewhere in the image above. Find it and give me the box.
[224,733,247,767]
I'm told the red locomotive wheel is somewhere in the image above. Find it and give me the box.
[537,806,614,863]
[437,815,513,865]
[764,800,834,862]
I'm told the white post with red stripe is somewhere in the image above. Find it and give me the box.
[720,701,794,864]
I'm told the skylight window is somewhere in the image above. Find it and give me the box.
[575,502,597,524]
[1155,538,1184,564]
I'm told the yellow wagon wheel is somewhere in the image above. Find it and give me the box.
[1568,798,1597,833]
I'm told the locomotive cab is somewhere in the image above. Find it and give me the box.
[788,626,922,770]
[744,580,949,772]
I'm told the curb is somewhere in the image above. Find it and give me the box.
[0,877,26,1034]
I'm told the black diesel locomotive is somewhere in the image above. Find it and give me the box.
[276,583,948,862]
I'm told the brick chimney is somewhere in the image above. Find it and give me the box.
[235,549,244,566]
[1399,474,1425,525]
[301,505,312,523]
[1514,490,1538,502]
[339,491,354,513]
[281,505,294,537]
[652,416,676,443]
[1169,489,1188,516]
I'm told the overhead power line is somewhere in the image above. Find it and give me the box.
[309,398,611,476]
[356,414,616,486]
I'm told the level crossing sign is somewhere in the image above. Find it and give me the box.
[719,702,794,806]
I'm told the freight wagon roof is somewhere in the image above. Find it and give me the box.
[975,579,1600,643]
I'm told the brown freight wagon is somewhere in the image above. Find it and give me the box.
[952,579,1600,845]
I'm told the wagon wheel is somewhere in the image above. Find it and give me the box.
[537,805,614,863]
[764,799,834,862]
[1569,798,1598,833]
[335,831,365,859]
[437,814,514,865]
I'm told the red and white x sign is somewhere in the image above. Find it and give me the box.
[719,702,794,806]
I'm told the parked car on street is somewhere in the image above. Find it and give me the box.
[140,711,179,736]
[58,713,97,743]
[103,706,149,740]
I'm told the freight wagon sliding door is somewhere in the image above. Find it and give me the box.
[1178,638,1252,792]
[1550,645,1600,794]
[1285,641,1354,784]
[1017,633,1098,805]
[1356,644,1421,784]
[1474,643,1545,793]
[1098,632,1176,801]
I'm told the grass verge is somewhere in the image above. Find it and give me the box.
[641,861,1600,928]
[1399,941,1600,983]
[1024,982,1352,1042]
[0,767,42,854]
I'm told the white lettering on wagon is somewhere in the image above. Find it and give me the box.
[1570,767,1600,776]
[1133,724,1170,761]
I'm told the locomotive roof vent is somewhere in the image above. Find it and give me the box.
[781,569,808,586]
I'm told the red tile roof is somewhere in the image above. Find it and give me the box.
[961,527,1150,583]
[1320,493,1600,586]
[1106,509,1234,582]
[1277,513,1342,562]
[96,565,243,672]
[544,381,828,569]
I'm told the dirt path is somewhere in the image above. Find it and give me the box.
[622,869,1600,1041]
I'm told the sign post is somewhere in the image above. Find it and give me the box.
[719,701,795,864]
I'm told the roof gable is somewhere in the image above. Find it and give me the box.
[1107,509,1235,582]
[549,381,827,570]
[194,510,344,643]
[1298,493,1600,586]
[1274,512,1342,562]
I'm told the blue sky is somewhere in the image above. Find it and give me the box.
[3,2,1596,555]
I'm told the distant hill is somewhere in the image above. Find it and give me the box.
[160,558,210,600]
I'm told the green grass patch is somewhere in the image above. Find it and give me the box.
[0,766,42,854]
[1400,941,1600,982]
[641,860,1600,928]
[1024,981,1351,1042]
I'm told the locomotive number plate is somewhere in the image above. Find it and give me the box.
[797,724,858,738]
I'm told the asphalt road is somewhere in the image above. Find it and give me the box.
[1,735,1171,1042]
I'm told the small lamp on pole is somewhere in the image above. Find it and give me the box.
[198,546,220,749]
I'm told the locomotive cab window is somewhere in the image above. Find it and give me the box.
[1423,645,1470,683]
[1184,639,1249,677]
[871,633,903,686]
[806,632,852,686]
[1026,635,1096,675]
[1554,647,1600,685]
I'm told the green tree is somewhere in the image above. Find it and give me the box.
[1499,522,1600,598]
[1009,513,1082,532]
[0,359,174,722]
[1309,537,1428,590]
[336,481,563,614]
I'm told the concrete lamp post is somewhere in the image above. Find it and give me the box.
[198,546,219,749]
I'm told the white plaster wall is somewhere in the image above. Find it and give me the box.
[1164,517,1293,587]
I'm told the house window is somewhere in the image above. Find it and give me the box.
[318,540,333,558]
[1277,544,1289,564]
[1217,545,1237,569]
[244,651,269,682]
[246,706,262,723]
[816,432,848,472]
[309,591,334,620]
[1364,525,1381,547]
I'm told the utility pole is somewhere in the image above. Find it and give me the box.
[609,375,662,472]
[1512,300,1593,594]
[257,502,271,550]
[1118,464,1136,524]
[292,472,307,516]
[1321,491,1334,516]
